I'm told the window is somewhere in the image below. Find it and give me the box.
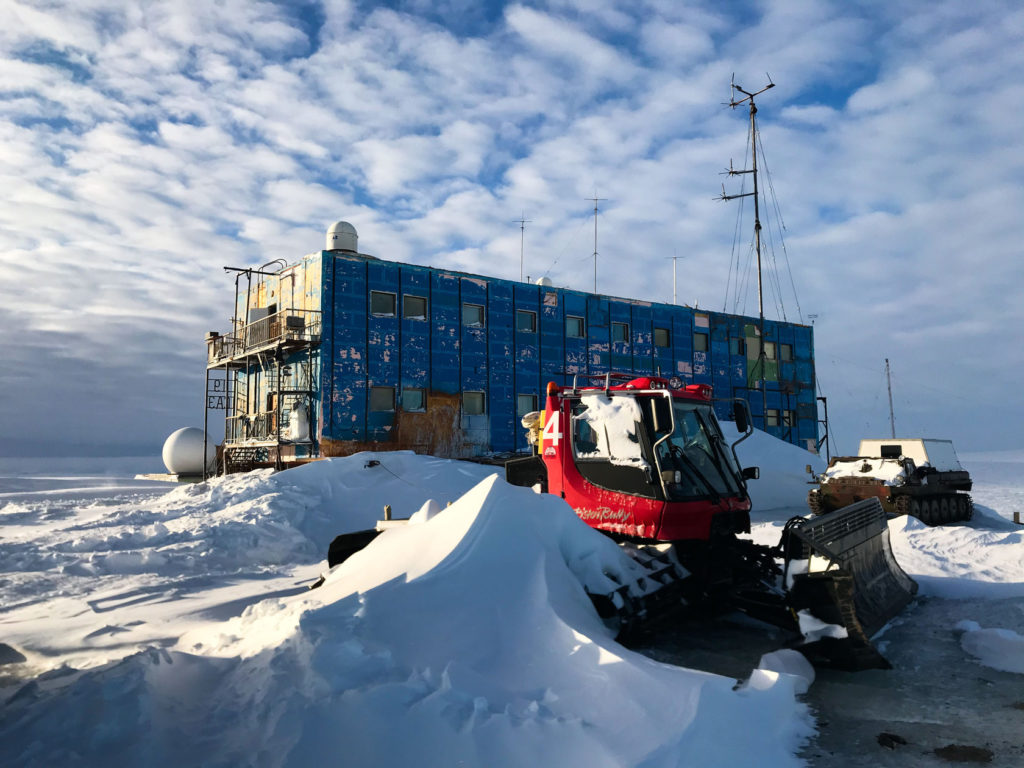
[463,391,485,415]
[692,332,707,352]
[516,310,537,333]
[403,295,427,320]
[612,321,629,343]
[369,386,395,412]
[370,291,396,317]
[463,303,485,327]
[566,315,585,338]
[654,327,671,348]
[403,388,425,412]
[517,394,538,418]
[766,409,780,427]
[780,343,793,362]
[783,409,795,427]
[729,337,746,356]
[764,341,777,360]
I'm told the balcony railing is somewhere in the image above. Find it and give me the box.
[207,308,321,365]
[226,412,278,443]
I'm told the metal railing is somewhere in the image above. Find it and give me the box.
[226,412,277,443]
[224,391,314,446]
[207,308,322,365]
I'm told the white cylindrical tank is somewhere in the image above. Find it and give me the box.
[162,427,216,476]
[326,221,358,253]
[288,403,310,441]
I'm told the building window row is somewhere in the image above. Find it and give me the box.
[367,387,541,418]
[760,341,795,362]
[369,291,799,360]
[765,409,796,427]
[370,290,430,321]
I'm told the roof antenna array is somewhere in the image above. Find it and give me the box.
[718,73,775,426]
[515,212,532,282]
[585,193,608,293]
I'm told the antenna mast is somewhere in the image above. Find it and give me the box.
[885,358,896,438]
[586,194,607,293]
[666,253,682,304]
[719,74,775,427]
[516,212,532,282]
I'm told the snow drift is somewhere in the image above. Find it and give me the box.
[1,474,813,768]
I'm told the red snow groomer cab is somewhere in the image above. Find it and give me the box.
[504,373,918,669]
[507,374,760,545]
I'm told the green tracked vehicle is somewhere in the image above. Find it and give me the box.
[807,438,973,526]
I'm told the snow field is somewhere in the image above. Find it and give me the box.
[2,456,814,768]
[1,439,1022,767]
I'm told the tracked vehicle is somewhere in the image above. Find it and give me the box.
[328,375,918,670]
[807,438,973,525]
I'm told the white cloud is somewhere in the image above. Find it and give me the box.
[505,5,640,86]
[0,0,1021,452]
[847,67,937,113]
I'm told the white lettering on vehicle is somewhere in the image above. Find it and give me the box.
[576,506,631,523]
[542,411,562,446]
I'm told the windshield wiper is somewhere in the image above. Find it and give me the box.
[692,412,740,493]
[663,443,720,503]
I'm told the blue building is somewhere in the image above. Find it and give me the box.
[204,222,817,471]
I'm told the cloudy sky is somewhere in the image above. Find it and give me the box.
[1,0,1021,457]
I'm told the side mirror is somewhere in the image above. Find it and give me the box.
[733,401,750,433]
[652,396,672,436]
[742,466,760,481]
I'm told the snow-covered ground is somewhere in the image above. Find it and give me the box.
[1,438,1022,767]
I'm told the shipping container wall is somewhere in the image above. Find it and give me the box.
[308,252,818,457]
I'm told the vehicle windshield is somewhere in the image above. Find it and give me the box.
[654,398,743,499]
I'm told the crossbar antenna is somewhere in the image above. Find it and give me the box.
[718,75,775,428]
[585,194,607,293]
[885,358,896,439]
[666,253,682,305]
[515,212,532,282]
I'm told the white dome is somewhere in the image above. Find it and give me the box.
[162,427,216,475]
[535,276,553,287]
[326,220,358,252]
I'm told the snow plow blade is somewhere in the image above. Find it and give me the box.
[327,529,382,568]
[784,497,918,670]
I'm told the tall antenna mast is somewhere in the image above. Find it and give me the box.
[516,212,531,282]
[719,74,775,427]
[666,253,682,304]
[885,358,896,438]
[586,194,607,293]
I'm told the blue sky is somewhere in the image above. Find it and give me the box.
[1,0,1022,456]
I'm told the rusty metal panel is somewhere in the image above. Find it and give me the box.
[320,390,474,458]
